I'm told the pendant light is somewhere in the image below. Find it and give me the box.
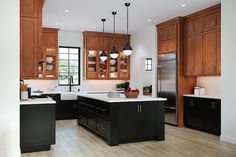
[110,11,118,59]
[100,19,107,61]
[123,3,133,56]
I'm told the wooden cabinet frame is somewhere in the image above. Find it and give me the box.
[83,31,130,80]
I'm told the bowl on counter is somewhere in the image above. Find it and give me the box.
[124,92,139,98]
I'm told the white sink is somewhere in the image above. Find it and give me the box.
[61,92,77,100]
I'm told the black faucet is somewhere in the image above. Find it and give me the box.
[69,76,74,92]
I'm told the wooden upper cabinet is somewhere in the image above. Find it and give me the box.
[168,25,177,39]
[20,17,38,78]
[184,34,203,76]
[203,12,220,31]
[158,27,169,41]
[158,24,177,41]
[86,36,99,50]
[183,4,221,76]
[202,30,220,75]
[20,0,38,17]
[184,35,195,76]
[83,31,130,80]
[43,32,58,47]
[184,18,202,36]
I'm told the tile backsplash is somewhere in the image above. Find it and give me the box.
[197,76,221,96]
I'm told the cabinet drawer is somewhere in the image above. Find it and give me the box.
[96,118,107,136]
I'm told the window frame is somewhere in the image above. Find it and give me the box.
[145,58,152,71]
[58,46,81,86]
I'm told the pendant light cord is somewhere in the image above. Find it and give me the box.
[103,19,105,50]
[112,12,117,46]
[126,5,129,42]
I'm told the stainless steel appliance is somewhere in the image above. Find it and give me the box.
[157,52,177,126]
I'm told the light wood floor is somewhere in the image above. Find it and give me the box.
[21,120,236,157]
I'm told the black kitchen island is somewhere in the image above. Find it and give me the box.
[77,94,167,146]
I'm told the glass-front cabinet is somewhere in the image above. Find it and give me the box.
[84,31,130,80]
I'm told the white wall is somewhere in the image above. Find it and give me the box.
[25,30,124,92]
[0,0,20,157]
[221,0,236,144]
[130,26,157,96]
[197,76,221,96]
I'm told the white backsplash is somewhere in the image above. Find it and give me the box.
[197,76,221,96]
[24,80,124,92]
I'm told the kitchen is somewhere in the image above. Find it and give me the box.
[1,0,236,157]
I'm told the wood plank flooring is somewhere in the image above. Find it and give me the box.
[21,120,236,157]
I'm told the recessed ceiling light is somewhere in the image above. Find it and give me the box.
[64,9,70,13]
[181,4,186,7]
[147,18,152,22]
[54,22,59,25]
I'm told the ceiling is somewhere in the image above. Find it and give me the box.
[43,0,220,34]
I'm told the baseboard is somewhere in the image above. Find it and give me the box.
[0,148,21,157]
[220,135,236,145]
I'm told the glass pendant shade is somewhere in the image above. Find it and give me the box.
[110,46,118,59]
[123,43,133,56]
[100,50,107,61]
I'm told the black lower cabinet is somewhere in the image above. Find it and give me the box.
[184,96,221,135]
[77,96,165,146]
[42,94,77,120]
[58,100,77,119]
[20,104,55,153]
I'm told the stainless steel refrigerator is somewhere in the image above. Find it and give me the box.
[157,52,177,126]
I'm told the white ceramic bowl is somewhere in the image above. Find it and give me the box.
[46,65,53,71]
[46,57,54,63]
[110,59,116,65]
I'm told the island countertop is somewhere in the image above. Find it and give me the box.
[77,93,167,103]
[20,98,56,105]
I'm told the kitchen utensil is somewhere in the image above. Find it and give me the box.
[124,92,139,98]
[194,87,200,95]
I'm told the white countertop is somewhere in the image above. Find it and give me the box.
[20,98,56,105]
[183,94,221,100]
[78,93,167,103]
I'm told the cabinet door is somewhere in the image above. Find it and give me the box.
[159,41,169,54]
[203,30,218,75]
[20,17,38,78]
[168,25,177,39]
[117,38,127,51]
[184,97,202,129]
[119,103,138,140]
[137,102,156,137]
[201,99,221,135]
[184,35,195,76]
[20,104,55,150]
[194,34,203,75]
[158,27,169,41]
[86,36,98,50]
[43,32,57,47]
[20,0,38,17]
[203,13,220,31]
[58,100,77,119]
[168,38,177,52]
[184,18,202,36]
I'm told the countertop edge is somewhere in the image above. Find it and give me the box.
[183,94,221,100]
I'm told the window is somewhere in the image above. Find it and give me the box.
[58,46,80,86]
[145,58,152,71]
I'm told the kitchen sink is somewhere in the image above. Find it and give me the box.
[61,92,77,100]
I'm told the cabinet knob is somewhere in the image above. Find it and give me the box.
[190,99,194,106]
